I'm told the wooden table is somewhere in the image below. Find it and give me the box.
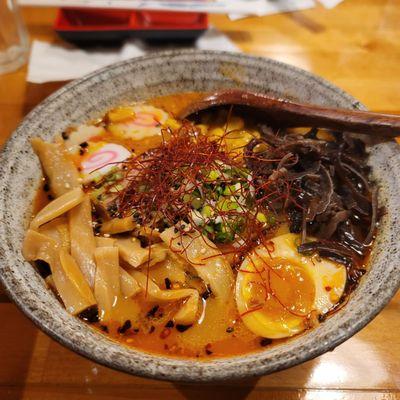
[0,1,399,399]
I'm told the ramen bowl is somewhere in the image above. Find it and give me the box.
[0,50,399,382]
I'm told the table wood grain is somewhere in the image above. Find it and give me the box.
[0,1,399,399]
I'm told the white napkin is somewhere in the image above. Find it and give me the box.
[19,0,267,15]
[229,0,315,21]
[27,28,240,84]
[19,0,343,13]
[228,0,344,20]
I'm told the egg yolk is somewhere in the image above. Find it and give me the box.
[268,258,315,316]
[107,105,171,140]
[237,255,316,339]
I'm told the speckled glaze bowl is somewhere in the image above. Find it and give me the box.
[0,50,399,382]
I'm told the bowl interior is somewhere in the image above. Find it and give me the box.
[0,50,399,382]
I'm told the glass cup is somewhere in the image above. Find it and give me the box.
[0,0,29,74]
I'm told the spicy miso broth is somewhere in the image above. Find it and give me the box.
[23,92,378,359]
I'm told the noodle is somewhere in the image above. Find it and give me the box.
[23,230,96,314]
[39,217,70,251]
[31,138,80,197]
[100,216,136,234]
[160,227,234,303]
[95,236,141,298]
[69,197,97,287]
[94,246,120,322]
[115,237,168,268]
[23,94,376,359]
[131,271,199,325]
[30,188,84,230]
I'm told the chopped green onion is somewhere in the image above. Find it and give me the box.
[183,193,192,203]
[204,225,214,234]
[215,185,224,195]
[217,198,238,212]
[223,184,237,196]
[256,212,267,223]
[192,188,201,198]
[267,214,276,226]
[191,197,203,209]
[207,170,220,181]
[202,205,214,218]
[256,212,276,227]
[215,230,235,243]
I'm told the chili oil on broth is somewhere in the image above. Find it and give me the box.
[32,189,287,359]
[29,93,269,359]
[25,92,373,360]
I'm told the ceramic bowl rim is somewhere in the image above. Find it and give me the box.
[0,50,399,382]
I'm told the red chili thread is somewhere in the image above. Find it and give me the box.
[103,119,308,299]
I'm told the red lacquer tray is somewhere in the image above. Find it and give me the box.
[54,8,208,42]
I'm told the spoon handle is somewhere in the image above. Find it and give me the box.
[181,90,400,138]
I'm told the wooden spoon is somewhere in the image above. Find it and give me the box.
[179,89,400,138]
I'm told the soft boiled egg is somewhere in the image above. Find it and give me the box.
[235,233,347,339]
[107,104,179,140]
